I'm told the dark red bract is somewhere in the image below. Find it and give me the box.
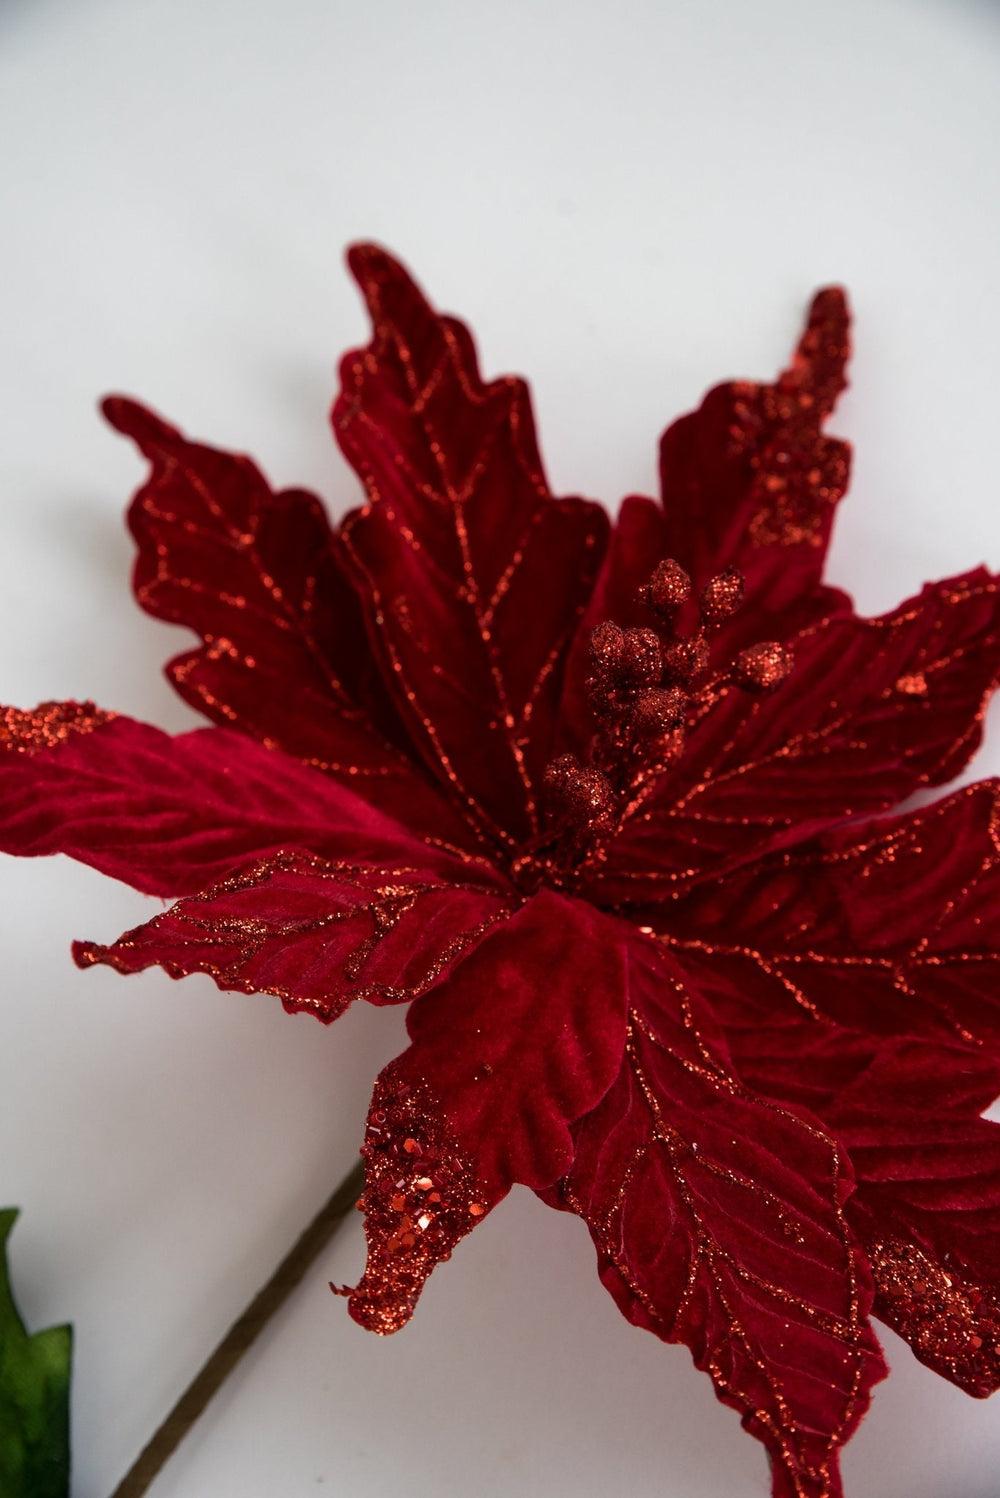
[3,246,1000,1498]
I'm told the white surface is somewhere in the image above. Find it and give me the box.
[1,1,1000,1495]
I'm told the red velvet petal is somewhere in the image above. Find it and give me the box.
[656,780,1000,1050]
[106,397,475,850]
[342,891,629,1330]
[862,1226,1000,1398]
[335,1064,496,1334]
[559,293,855,751]
[701,1004,1000,1397]
[857,1175,1000,1398]
[645,782,1000,1395]
[333,245,609,847]
[592,569,1000,901]
[818,1043,1000,1397]
[550,934,885,1498]
[75,849,513,1020]
[657,286,854,635]
[0,705,484,897]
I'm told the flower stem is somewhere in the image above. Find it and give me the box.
[109,1156,365,1498]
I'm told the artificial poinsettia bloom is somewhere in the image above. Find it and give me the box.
[2,247,1000,1498]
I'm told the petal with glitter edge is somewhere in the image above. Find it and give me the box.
[0,706,482,898]
[827,1049,1000,1398]
[658,780,1000,1050]
[593,569,1000,900]
[653,777,1000,1393]
[74,848,513,1020]
[559,289,855,750]
[722,1015,1000,1397]
[333,244,609,847]
[343,891,629,1332]
[658,286,854,637]
[654,941,1000,1397]
[548,935,886,1498]
[107,397,476,851]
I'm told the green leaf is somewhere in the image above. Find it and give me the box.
[0,1209,71,1498]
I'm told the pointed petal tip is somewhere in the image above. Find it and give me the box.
[344,242,435,333]
[346,238,392,268]
[812,283,849,311]
[346,241,411,293]
[71,940,102,969]
[784,284,852,414]
[100,393,141,431]
[101,395,179,449]
[334,1278,417,1336]
[806,284,851,338]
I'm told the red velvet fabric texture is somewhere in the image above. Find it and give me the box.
[3,247,1000,1498]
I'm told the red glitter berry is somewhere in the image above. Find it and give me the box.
[734,640,793,690]
[646,557,692,613]
[590,622,661,689]
[700,567,744,623]
[617,627,662,687]
[662,636,709,684]
[588,620,625,678]
[630,685,688,738]
[543,754,615,832]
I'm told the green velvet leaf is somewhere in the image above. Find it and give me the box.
[0,1209,71,1498]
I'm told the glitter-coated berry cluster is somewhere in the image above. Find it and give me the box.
[543,557,791,867]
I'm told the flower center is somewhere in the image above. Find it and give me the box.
[525,558,791,890]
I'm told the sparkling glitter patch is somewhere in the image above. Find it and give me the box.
[336,1069,489,1334]
[870,1235,1000,1396]
[0,700,114,755]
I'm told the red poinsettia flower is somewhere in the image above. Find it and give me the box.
[3,247,1000,1498]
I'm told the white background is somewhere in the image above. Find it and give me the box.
[2,1,1000,1494]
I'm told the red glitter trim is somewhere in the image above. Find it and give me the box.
[0,700,114,755]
